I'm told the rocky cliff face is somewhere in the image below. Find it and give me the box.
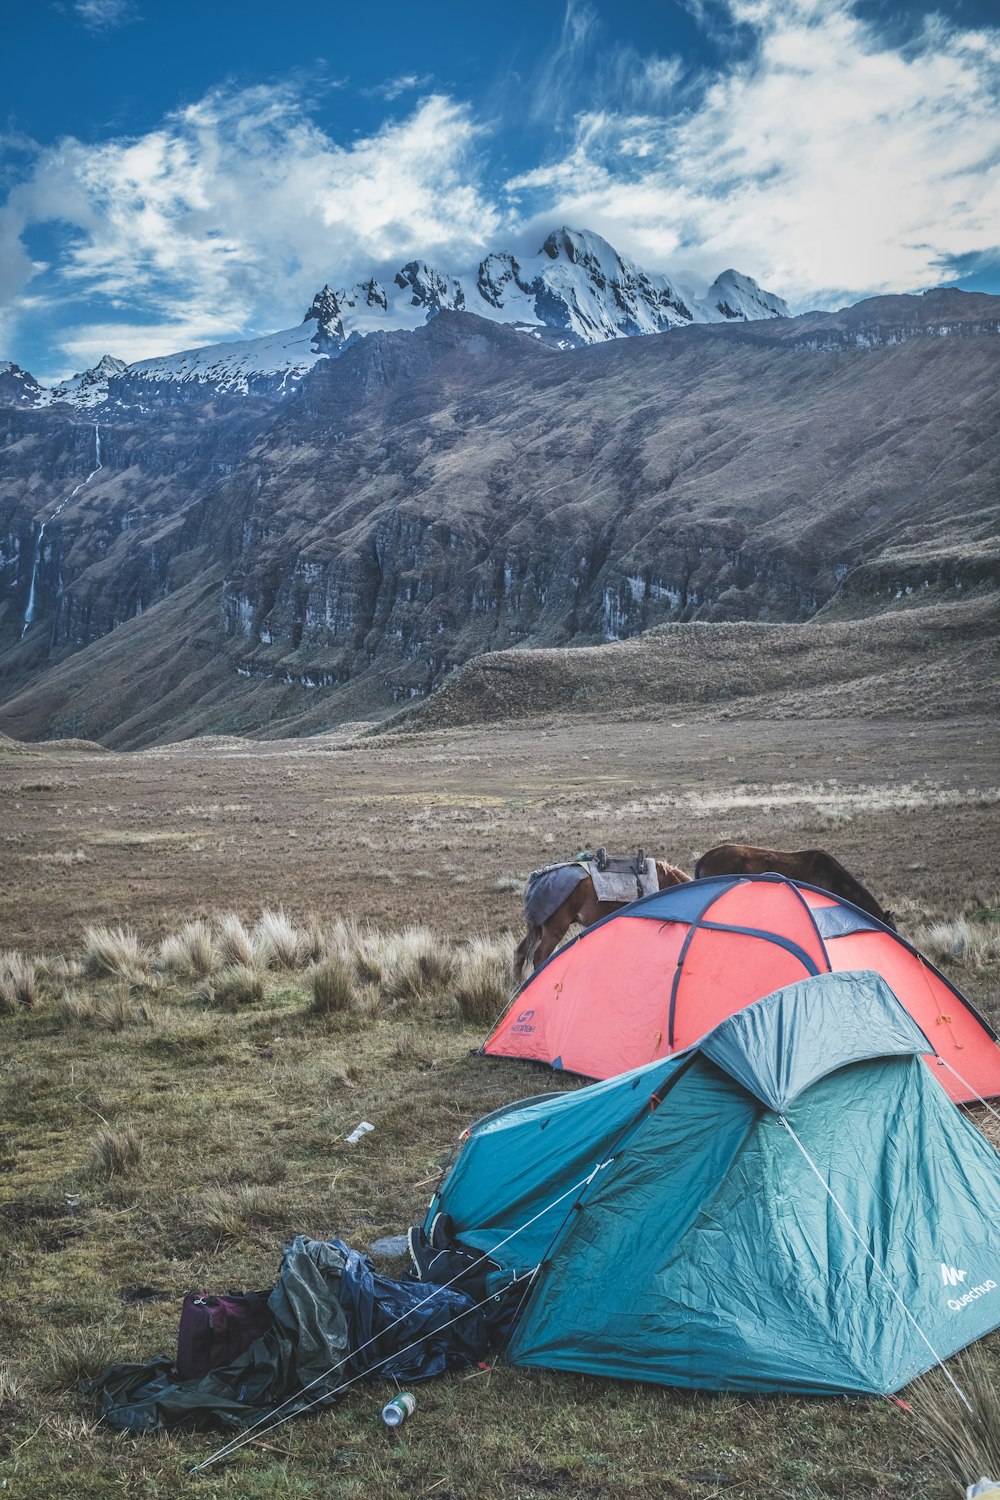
[0,396,277,687]
[0,289,997,746]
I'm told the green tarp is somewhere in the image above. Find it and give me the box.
[430,970,1000,1394]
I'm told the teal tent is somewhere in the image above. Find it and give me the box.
[426,971,1000,1394]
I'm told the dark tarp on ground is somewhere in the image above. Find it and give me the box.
[85,1236,489,1433]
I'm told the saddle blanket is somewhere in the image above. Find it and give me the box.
[524,863,589,927]
[588,858,658,904]
[524,858,658,926]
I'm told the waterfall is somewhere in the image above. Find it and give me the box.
[21,423,102,639]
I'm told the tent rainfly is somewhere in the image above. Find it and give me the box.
[435,971,1000,1395]
[484,874,1000,1103]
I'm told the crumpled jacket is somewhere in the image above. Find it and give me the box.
[84,1235,487,1433]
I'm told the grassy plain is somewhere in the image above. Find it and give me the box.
[1,713,999,1499]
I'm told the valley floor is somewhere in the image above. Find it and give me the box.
[1,712,998,1498]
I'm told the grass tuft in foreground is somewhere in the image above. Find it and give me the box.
[89,1121,144,1177]
[908,1348,1000,1496]
[454,932,516,1025]
[0,949,38,1010]
[158,919,217,977]
[82,924,150,979]
[310,952,358,1015]
[196,961,267,1008]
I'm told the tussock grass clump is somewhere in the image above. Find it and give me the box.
[82,924,150,979]
[0,950,38,1011]
[216,913,263,968]
[58,989,96,1024]
[352,982,384,1021]
[39,954,83,985]
[197,962,266,1008]
[190,1182,290,1242]
[0,1360,21,1405]
[303,918,326,965]
[158,919,216,977]
[913,916,1000,970]
[310,953,357,1014]
[94,980,155,1031]
[60,983,156,1030]
[379,926,456,1006]
[255,908,308,969]
[89,1122,143,1178]
[909,1349,1000,1496]
[454,932,515,1025]
[38,1327,122,1392]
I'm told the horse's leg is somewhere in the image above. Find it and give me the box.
[513,917,542,984]
[533,914,567,969]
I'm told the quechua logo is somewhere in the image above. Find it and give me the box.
[940,1262,997,1311]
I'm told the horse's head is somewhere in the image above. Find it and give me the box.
[882,909,898,932]
[655,861,693,889]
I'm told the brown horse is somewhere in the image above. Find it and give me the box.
[693,843,897,929]
[513,859,691,982]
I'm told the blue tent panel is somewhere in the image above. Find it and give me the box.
[700,970,931,1111]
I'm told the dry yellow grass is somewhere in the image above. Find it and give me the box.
[0,949,37,1010]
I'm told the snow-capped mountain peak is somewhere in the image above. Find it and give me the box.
[707,269,790,321]
[6,228,792,406]
[19,354,129,410]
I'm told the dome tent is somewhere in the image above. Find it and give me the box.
[484,874,1000,1103]
[435,972,1000,1395]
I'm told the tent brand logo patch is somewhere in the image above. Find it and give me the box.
[939,1264,997,1312]
[511,1009,536,1035]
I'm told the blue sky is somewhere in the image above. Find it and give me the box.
[2,0,999,381]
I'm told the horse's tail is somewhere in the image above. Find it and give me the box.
[512,919,541,984]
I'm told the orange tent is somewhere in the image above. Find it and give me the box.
[484,875,1000,1104]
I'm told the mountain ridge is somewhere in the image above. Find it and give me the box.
[1,288,997,747]
[6,226,789,407]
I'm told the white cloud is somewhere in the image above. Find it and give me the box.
[59,316,247,369]
[74,0,136,30]
[0,83,504,367]
[508,0,1000,305]
[366,73,435,102]
[3,0,999,376]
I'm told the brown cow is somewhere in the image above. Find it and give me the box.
[513,859,691,982]
[693,843,897,929]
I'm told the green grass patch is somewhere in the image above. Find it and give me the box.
[1,921,996,1498]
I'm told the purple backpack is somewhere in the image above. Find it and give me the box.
[176,1291,273,1380]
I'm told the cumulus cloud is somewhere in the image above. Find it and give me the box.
[509,0,1000,304]
[0,82,504,368]
[3,0,999,375]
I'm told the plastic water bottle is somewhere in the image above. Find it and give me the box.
[345,1121,375,1145]
[381,1392,416,1427]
